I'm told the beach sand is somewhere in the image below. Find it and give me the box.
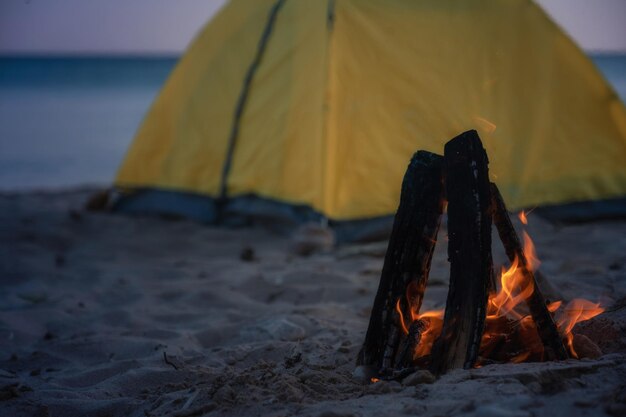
[0,189,624,417]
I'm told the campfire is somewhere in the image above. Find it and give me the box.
[356,130,604,381]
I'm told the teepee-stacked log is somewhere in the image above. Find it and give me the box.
[430,130,493,374]
[490,183,568,360]
[356,151,444,375]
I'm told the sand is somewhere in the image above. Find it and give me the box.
[0,188,624,417]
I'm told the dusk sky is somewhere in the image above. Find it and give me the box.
[1,0,625,55]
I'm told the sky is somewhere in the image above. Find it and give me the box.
[0,0,625,55]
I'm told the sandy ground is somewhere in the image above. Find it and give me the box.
[0,189,625,417]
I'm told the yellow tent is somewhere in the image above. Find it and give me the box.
[115,0,626,225]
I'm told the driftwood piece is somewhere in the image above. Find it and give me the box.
[431,130,493,374]
[490,183,569,360]
[356,151,444,374]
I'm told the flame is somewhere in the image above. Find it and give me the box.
[518,210,528,225]
[480,255,544,362]
[392,212,604,365]
[481,221,601,361]
[522,231,541,271]
[395,283,444,360]
[395,306,444,360]
[395,298,409,335]
[370,377,380,383]
[547,301,562,313]
[486,257,534,319]
[554,299,604,358]
[413,309,444,359]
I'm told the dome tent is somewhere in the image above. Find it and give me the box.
[114,0,626,236]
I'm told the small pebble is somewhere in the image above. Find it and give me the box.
[572,333,602,359]
[240,247,256,262]
[402,370,436,386]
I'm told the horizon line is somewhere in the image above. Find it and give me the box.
[1,50,626,59]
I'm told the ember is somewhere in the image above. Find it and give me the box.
[356,130,604,381]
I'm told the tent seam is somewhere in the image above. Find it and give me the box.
[319,0,336,220]
[218,0,287,203]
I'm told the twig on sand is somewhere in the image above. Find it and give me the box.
[163,352,179,370]
[181,390,199,411]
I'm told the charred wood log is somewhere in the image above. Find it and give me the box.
[381,325,401,372]
[356,151,444,373]
[490,183,569,360]
[394,320,427,369]
[488,268,498,295]
[535,270,565,304]
[430,130,493,374]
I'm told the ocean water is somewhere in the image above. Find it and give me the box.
[0,55,624,190]
[0,57,176,190]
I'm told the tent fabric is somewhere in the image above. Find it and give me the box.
[115,0,626,222]
[111,188,396,243]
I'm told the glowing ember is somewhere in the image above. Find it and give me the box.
[394,215,604,365]
[370,377,380,383]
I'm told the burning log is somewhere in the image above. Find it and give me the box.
[356,151,444,375]
[490,183,569,360]
[394,320,427,369]
[480,315,546,364]
[535,270,565,305]
[430,130,493,374]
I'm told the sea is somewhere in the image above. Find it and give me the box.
[0,55,624,190]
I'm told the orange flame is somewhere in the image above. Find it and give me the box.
[547,301,562,313]
[522,231,541,271]
[395,298,409,335]
[518,210,528,225]
[395,283,444,360]
[395,304,444,360]
[554,299,604,358]
[487,257,534,320]
[413,309,444,359]
[481,254,543,362]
